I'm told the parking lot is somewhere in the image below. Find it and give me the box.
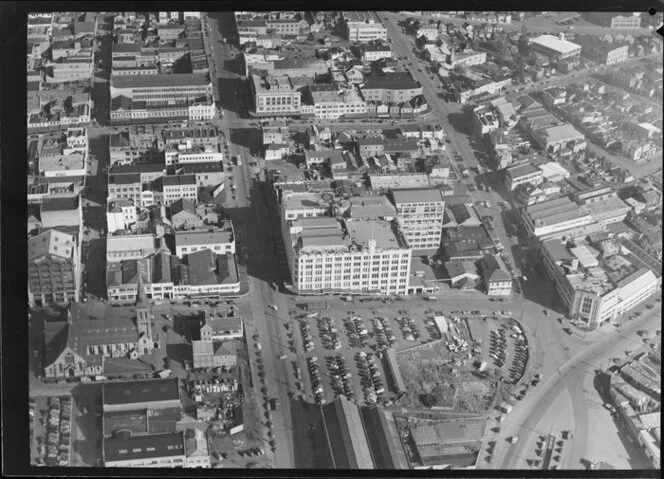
[286,297,534,410]
[30,395,73,467]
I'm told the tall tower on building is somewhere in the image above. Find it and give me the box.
[135,273,155,356]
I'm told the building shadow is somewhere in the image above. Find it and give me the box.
[446,111,472,135]
[290,399,333,468]
[166,343,191,366]
[229,127,261,150]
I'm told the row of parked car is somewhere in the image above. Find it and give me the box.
[307,356,327,405]
[34,396,71,467]
[326,355,355,401]
[509,326,528,385]
[344,316,369,349]
[372,317,397,350]
[299,319,315,352]
[489,328,508,368]
[317,317,341,350]
[356,351,385,404]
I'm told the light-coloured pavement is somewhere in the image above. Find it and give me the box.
[492,303,661,470]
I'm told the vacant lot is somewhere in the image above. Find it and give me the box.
[397,326,500,413]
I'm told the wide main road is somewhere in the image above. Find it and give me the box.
[494,304,661,470]
[376,12,482,172]
[206,12,298,468]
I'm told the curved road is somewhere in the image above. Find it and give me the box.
[496,304,661,469]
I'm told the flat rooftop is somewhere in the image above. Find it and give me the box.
[111,73,209,89]
[310,85,364,104]
[283,193,327,211]
[391,187,444,204]
[175,229,233,247]
[507,163,541,178]
[107,234,157,254]
[291,216,339,230]
[346,219,407,251]
[39,151,85,173]
[584,196,631,216]
[567,269,613,296]
[350,195,397,219]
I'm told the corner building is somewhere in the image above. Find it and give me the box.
[284,216,411,295]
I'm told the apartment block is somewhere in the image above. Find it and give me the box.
[390,188,445,253]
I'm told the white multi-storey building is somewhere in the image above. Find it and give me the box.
[283,216,412,295]
[174,227,236,258]
[250,75,302,116]
[341,11,387,43]
[540,238,660,329]
[285,218,411,294]
[390,188,445,253]
[107,199,137,233]
[165,145,223,167]
[308,84,367,120]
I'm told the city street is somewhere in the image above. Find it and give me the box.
[491,302,661,470]
[377,12,484,175]
[378,11,664,183]
[33,10,658,471]
[204,12,298,467]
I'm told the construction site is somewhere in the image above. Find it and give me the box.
[396,314,527,413]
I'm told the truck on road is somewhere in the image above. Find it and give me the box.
[269,398,280,410]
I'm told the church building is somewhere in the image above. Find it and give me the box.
[43,274,160,379]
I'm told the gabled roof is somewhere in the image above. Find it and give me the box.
[201,312,243,334]
[445,261,479,280]
[482,254,511,282]
[43,303,140,369]
[170,198,196,217]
